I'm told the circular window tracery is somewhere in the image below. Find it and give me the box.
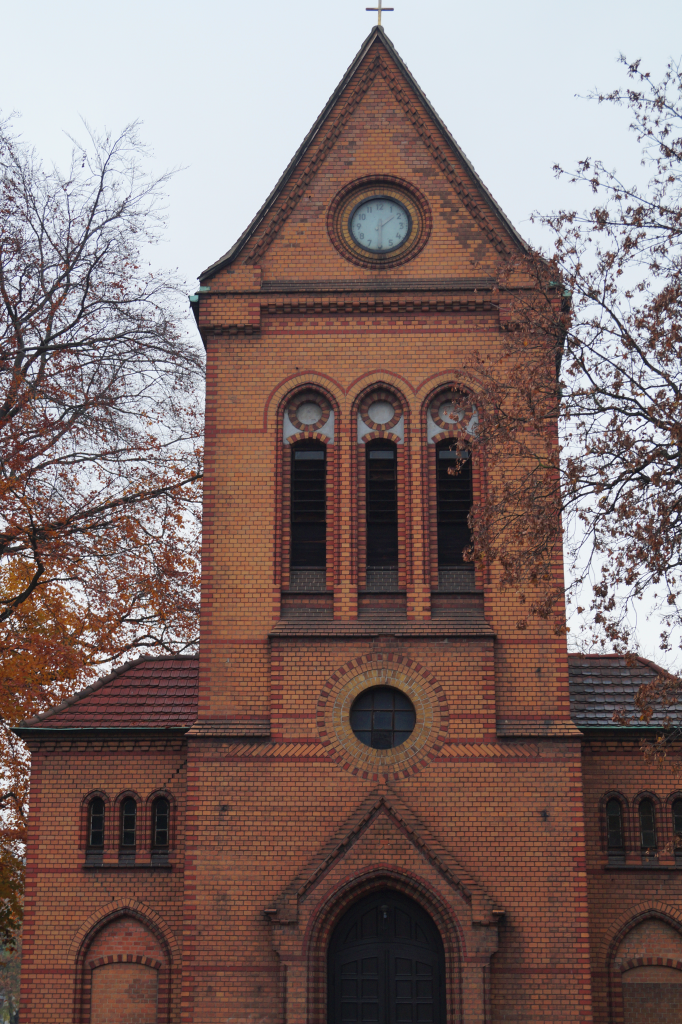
[287,391,331,433]
[296,401,323,425]
[429,391,477,436]
[350,687,416,749]
[367,400,395,425]
[358,390,402,433]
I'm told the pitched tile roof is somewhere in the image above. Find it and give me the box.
[16,656,199,731]
[568,653,671,730]
[12,650,672,734]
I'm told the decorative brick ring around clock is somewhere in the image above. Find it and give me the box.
[287,391,332,433]
[359,389,403,432]
[317,654,449,779]
[429,390,477,436]
[327,176,432,269]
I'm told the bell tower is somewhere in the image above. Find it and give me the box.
[187,26,592,1024]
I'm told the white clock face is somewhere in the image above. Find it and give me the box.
[349,196,411,253]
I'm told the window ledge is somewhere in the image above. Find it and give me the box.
[604,864,675,871]
[82,861,173,871]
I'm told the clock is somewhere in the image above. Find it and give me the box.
[349,196,411,253]
[327,177,431,268]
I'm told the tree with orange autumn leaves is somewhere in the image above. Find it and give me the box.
[461,58,682,771]
[0,119,203,939]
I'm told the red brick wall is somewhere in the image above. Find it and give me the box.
[582,739,682,1022]
[19,29,650,1024]
[188,30,588,1024]
[19,737,184,1023]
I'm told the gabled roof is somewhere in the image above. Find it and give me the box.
[200,26,527,281]
[14,656,199,732]
[567,653,671,730]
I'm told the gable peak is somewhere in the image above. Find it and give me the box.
[199,26,526,282]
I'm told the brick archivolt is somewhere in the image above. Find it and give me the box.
[600,902,682,969]
[68,899,179,966]
[266,792,499,1024]
[317,653,449,778]
[265,373,344,433]
[266,371,478,436]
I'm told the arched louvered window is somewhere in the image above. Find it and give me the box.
[88,797,105,849]
[639,798,657,859]
[605,798,624,864]
[152,797,170,848]
[366,440,398,573]
[673,800,682,863]
[436,440,472,567]
[291,441,326,569]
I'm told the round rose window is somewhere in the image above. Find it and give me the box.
[349,687,416,749]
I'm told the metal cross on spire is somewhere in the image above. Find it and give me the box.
[366,0,394,26]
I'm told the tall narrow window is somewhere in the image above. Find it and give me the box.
[366,440,398,571]
[291,442,326,569]
[120,799,137,849]
[673,800,682,862]
[152,797,170,848]
[436,440,472,567]
[88,798,105,849]
[639,799,657,858]
[605,798,624,864]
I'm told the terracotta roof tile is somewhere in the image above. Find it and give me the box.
[17,656,199,731]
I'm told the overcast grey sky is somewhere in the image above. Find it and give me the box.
[3,0,680,286]
[2,0,681,663]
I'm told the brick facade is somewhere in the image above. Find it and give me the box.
[14,25,682,1024]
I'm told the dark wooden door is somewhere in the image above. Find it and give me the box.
[328,890,446,1024]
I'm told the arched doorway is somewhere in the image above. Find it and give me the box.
[328,889,446,1024]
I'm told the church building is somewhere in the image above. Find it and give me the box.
[14,26,682,1024]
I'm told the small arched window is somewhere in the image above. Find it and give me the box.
[673,799,682,863]
[87,790,105,864]
[291,441,326,571]
[88,797,105,849]
[366,440,398,581]
[639,798,657,859]
[119,798,137,865]
[436,439,472,568]
[605,798,625,864]
[152,797,170,848]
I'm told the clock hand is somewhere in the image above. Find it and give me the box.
[375,214,396,248]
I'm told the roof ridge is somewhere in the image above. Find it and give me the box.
[568,651,673,675]
[16,654,199,728]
